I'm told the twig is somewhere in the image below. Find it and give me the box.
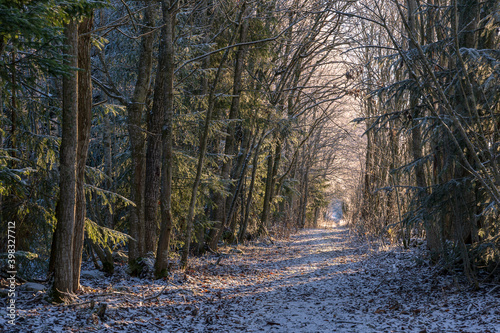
[143,283,169,303]
[110,291,141,297]
[148,319,165,330]
[119,0,138,32]
[206,245,219,255]
[487,285,500,295]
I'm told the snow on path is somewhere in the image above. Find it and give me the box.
[186,227,500,333]
[3,226,500,332]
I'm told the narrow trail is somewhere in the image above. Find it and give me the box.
[183,227,499,333]
[5,226,500,332]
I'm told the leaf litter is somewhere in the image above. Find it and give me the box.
[2,224,500,332]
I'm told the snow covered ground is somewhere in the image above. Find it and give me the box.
[2,225,500,332]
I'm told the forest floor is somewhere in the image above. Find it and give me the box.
[2,223,500,332]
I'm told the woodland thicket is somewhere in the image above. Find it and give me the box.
[348,0,500,287]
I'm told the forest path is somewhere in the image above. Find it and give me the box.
[7,225,500,332]
[171,225,499,333]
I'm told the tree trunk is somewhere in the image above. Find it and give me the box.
[269,139,282,223]
[142,91,162,262]
[451,0,479,284]
[50,20,78,301]
[73,16,94,291]
[260,148,274,232]
[362,99,374,222]
[261,137,282,231]
[226,131,253,240]
[313,206,319,228]
[239,133,264,242]
[299,164,310,228]
[87,237,113,273]
[155,0,177,278]
[128,3,155,272]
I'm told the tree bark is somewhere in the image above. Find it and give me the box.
[50,19,78,301]
[143,75,163,263]
[155,0,177,278]
[261,136,282,231]
[73,16,94,290]
[128,3,156,271]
